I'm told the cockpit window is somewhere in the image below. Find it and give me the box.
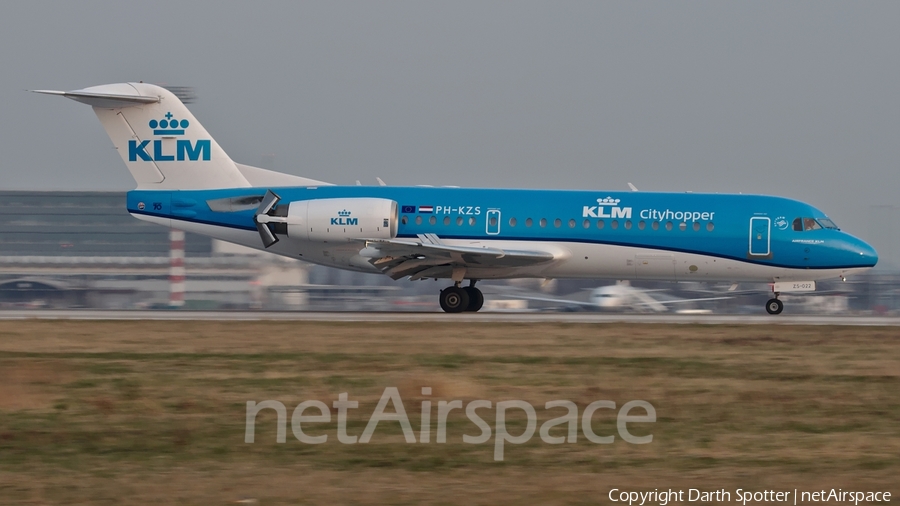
[794,217,834,232]
[803,218,821,231]
[817,218,839,230]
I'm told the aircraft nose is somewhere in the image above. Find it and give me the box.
[844,235,878,268]
[859,240,878,267]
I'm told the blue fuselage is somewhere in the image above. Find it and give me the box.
[126,186,877,278]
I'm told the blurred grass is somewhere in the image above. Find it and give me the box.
[0,320,898,505]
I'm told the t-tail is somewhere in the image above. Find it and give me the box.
[33,83,254,190]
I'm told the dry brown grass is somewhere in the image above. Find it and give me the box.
[0,360,73,411]
[0,320,898,505]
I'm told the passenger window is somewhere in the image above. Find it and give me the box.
[509,217,517,227]
[554,219,562,228]
[429,216,436,225]
[596,220,604,229]
[525,218,533,227]
[443,216,450,226]
[401,216,409,225]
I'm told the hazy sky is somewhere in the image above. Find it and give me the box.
[2,1,898,267]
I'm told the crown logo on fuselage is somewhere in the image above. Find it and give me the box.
[583,196,632,219]
[338,210,352,217]
[149,112,189,136]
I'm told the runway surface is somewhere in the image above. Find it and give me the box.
[1,309,898,325]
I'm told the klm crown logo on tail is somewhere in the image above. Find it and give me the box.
[128,112,211,162]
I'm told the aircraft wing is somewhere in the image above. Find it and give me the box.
[358,234,555,280]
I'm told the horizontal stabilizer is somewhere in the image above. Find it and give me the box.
[32,84,160,108]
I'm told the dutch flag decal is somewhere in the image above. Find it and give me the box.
[418,206,434,213]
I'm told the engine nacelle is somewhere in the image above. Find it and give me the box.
[282,198,398,241]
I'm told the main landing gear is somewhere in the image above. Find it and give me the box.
[439,280,484,313]
[765,295,784,315]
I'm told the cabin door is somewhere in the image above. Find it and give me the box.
[748,217,771,257]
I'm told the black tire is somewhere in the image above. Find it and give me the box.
[765,298,784,315]
[440,287,470,313]
[463,286,484,312]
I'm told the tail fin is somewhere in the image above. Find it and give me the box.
[34,83,251,190]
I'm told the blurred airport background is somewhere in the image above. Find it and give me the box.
[1,190,898,314]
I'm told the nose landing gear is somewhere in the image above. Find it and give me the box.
[439,280,484,313]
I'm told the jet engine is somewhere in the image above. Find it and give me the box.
[255,191,398,247]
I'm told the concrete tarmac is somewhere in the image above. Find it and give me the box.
[1,309,898,325]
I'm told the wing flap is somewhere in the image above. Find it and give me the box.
[358,237,555,280]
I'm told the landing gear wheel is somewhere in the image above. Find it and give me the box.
[463,286,484,312]
[765,298,784,315]
[440,287,470,313]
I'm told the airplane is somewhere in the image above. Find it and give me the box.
[497,281,733,313]
[34,83,878,314]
